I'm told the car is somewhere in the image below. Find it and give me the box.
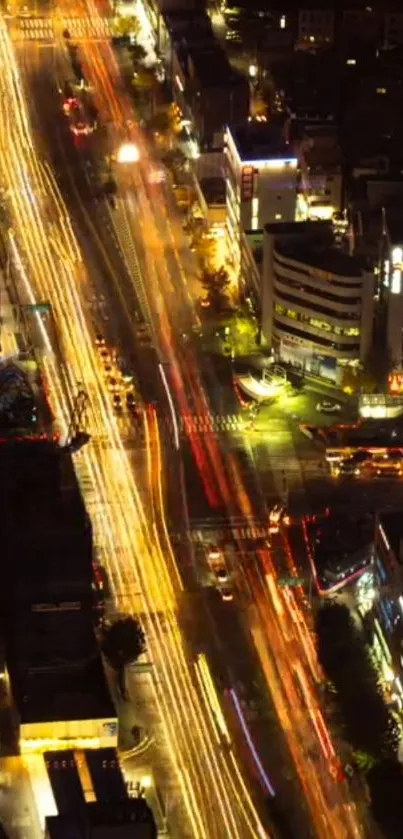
[350,450,371,464]
[213,566,229,585]
[126,391,136,406]
[220,587,233,602]
[387,449,403,462]
[336,458,360,476]
[316,401,341,414]
[112,393,122,411]
[95,333,105,347]
[269,505,290,533]
[107,377,120,393]
[100,347,111,363]
[207,545,222,565]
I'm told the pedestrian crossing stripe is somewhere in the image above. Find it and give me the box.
[188,526,269,541]
[12,16,113,41]
[173,413,245,433]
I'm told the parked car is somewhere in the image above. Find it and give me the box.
[316,400,341,414]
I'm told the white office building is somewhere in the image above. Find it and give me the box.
[261,222,375,383]
[225,123,298,266]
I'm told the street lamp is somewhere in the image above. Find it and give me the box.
[116,142,140,164]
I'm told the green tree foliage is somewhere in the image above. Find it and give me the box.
[102,616,146,672]
[361,343,392,394]
[315,603,399,759]
[112,15,140,38]
[201,266,231,311]
[132,66,156,91]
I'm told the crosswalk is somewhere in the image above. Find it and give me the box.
[189,525,270,542]
[179,413,245,435]
[10,16,112,42]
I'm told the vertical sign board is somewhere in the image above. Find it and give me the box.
[241,166,254,201]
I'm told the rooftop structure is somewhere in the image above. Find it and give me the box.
[45,750,86,815]
[0,440,93,609]
[307,511,374,594]
[227,121,295,165]
[324,417,403,455]
[84,748,128,804]
[45,799,157,839]
[15,655,116,727]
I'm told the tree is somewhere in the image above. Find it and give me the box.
[361,343,392,394]
[102,616,146,698]
[129,42,147,67]
[200,266,231,311]
[147,109,172,134]
[132,67,156,91]
[315,603,400,759]
[112,15,140,39]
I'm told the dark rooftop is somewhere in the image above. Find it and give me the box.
[277,242,363,278]
[265,221,364,277]
[312,512,374,587]
[0,439,88,534]
[228,122,293,162]
[187,44,239,86]
[0,440,92,604]
[46,800,157,839]
[9,608,98,669]
[325,417,403,449]
[84,748,127,804]
[12,655,116,724]
[164,9,216,47]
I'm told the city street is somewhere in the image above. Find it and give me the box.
[0,3,386,839]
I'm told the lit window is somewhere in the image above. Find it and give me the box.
[275,213,282,220]
[280,15,286,29]
[376,87,387,94]
[346,58,356,65]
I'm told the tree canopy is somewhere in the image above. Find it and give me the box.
[112,15,140,39]
[200,266,231,311]
[102,616,146,672]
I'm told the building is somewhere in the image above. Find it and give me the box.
[261,221,374,382]
[45,799,157,839]
[0,439,117,753]
[353,511,403,710]
[172,40,249,149]
[297,6,334,50]
[296,123,343,220]
[157,7,248,150]
[225,122,298,262]
[305,510,374,595]
[10,636,117,753]
[0,439,93,609]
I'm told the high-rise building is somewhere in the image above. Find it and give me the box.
[261,221,374,382]
[225,122,298,264]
